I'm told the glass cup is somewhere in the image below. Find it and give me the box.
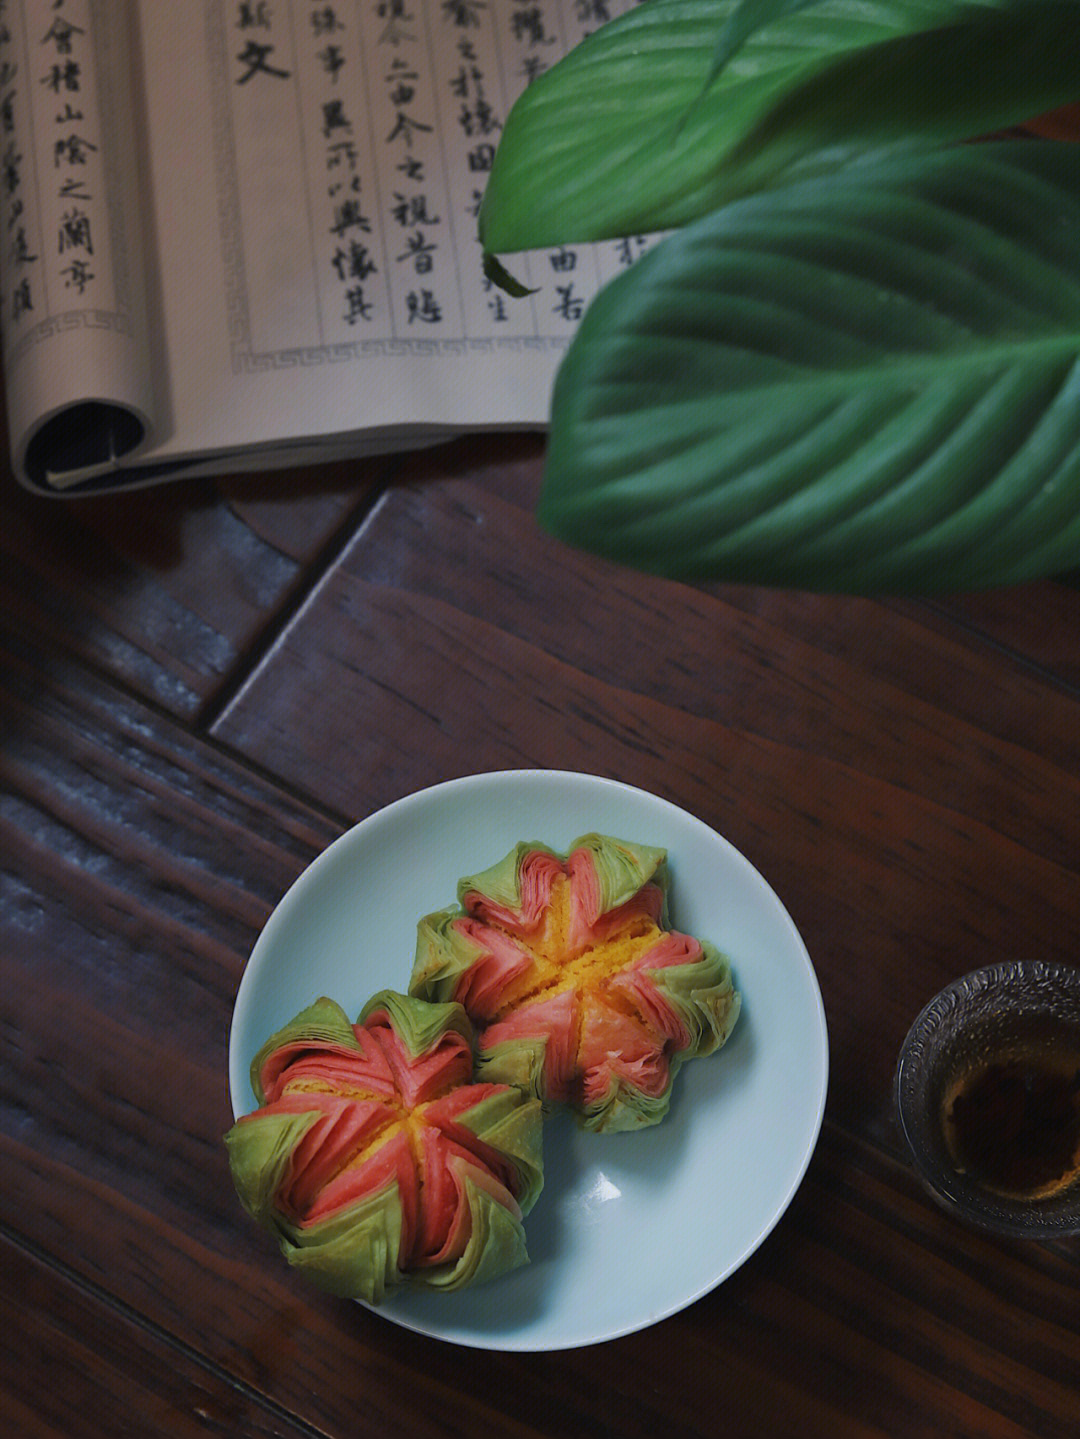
[895,960,1080,1237]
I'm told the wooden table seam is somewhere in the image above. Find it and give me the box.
[0,1219,333,1439]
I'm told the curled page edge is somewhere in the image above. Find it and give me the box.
[1,0,157,494]
[18,396,153,492]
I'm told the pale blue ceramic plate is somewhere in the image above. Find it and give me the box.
[229,770,828,1350]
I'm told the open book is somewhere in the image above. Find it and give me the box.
[0,0,649,495]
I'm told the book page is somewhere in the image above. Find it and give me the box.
[3,1,652,491]
[133,1,652,474]
[0,0,154,486]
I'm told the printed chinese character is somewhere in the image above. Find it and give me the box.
[406,288,442,323]
[60,256,93,291]
[386,108,432,147]
[40,58,79,92]
[457,95,499,137]
[58,204,91,252]
[613,235,649,267]
[318,44,346,82]
[391,192,439,227]
[553,284,584,321]
[311,7,344,36]
[3,139,21,193]
[518,54,548,85]
[376,0,416,45]
[57,174,91,200]
[329,197,371,235]
[574,1,613,23]
[321,98,351,136]
[396,230,437,273]
[11,274,33,318]
[466,142,496,172]
[41,17,85,55]
[511,8,554,45]
[342,285,374,323]
[442,0,485,25]
[10,224,36,263]
[332,239,377,282]
[53,132,96,165]
[235,40,290,83]
[237,2,273,27]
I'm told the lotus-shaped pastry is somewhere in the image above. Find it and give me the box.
[409,834,740,1131]
[225,991,544,1302]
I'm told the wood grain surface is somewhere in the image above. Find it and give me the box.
[2,428,1079,1439]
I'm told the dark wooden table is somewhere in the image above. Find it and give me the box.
[2,426,1079,1439]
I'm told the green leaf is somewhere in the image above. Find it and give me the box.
[701,0,826,94]
[479,0,1080,253]
[536,142,1080,594]
[482,249,536,297]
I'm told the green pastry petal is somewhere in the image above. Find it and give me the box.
[456,1089,545,1216]
[277,1183,405,1303]
[573,833,670,917]
[456,840,558,911]
[409,908,487,1003]
[359,987,474,1057]
[416,1168,529,1292]
[651,943,742,1057]
[477,1034,551,1105]
[581,1070,676,1133]
[224,1108,321,1225]
[248,995,361,1104]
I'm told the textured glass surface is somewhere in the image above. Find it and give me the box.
[895,962,1080,1236]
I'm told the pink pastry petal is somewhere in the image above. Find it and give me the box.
[256,1023,395,1103]
[462,848,563,933]
[578,993,670,1100]
[451,916,533,1018]
[481,988,579,1101]
[367,1014,473,1108]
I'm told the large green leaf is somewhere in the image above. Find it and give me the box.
[479,0,1080,254]
[536,142,1080,594]
[699,0,827,98]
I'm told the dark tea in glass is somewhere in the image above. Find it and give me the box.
[939,1016,1080,1201]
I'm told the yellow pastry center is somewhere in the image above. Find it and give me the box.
[493,873,663,1017]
